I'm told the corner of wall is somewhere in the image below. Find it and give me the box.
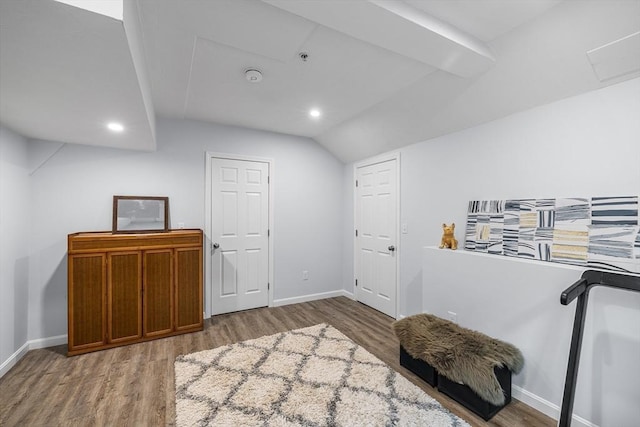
[0,126,31,377]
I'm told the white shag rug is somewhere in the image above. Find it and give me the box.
[175,324,470,426]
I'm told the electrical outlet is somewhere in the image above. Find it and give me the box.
[402,222,408,234]
[447,311,457,323]
[302,270,309,280]
[178,222,185,229]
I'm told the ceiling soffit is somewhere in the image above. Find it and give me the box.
[0,0,155,151]
[263,0,495,78]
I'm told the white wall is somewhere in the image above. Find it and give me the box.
[342,166,354,294]
[26,119,346,342]
[0,126,30,374]
[345,77,640,425]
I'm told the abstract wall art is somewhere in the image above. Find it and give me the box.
[465,196,640,273]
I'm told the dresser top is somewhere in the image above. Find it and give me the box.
[68,229,203,253]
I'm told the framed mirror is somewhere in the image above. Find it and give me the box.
[112,196,169,233]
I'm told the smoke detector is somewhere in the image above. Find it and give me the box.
[245,68,263,83]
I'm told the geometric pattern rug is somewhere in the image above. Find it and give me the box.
[175,324,470,426]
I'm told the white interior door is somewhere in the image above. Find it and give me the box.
[211,158,269,315]
[355,158,398,317]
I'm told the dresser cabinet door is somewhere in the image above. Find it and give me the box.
[175,247,203,331]
[143,249,174,337]
[108,252,142,343]
[69,254,106,351]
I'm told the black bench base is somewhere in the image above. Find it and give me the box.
[437,366,512,421]
[399,346,437,387]
[399,345,512,421]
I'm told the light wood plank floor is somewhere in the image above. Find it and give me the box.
[0,297,554,426]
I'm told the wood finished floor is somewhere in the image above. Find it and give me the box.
[0,297,554,427]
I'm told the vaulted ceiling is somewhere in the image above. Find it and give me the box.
[1,0,639,162]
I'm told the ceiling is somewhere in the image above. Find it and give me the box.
[1,0,639,163]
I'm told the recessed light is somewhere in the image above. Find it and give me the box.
[107,122,124,132]
[309,109,321,118]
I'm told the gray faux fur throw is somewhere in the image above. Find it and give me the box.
[392,314,524,406]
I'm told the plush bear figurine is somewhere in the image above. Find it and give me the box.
[439,223,458,250]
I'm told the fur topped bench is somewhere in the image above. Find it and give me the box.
[393,314,524,407]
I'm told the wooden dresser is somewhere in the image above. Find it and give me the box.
[67,229,203,356]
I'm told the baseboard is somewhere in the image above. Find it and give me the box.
[570,414,599,427]
[0,334,68,379]
[512,385,598,427]
[0,341,30,378]
[273,289,353,307]
[28,334,67,349]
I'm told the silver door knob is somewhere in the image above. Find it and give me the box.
[388,245,395,251]
[213,243,220,249]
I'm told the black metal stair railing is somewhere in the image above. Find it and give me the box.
[559,270,640,427]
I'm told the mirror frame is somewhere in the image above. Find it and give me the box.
[112,195,169,233]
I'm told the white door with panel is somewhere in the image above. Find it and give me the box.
[211,158,269,315]
[355,159,398,318]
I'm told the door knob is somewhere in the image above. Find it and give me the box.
[212,243,220,249]
[388,245,395,251]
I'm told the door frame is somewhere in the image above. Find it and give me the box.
[204,152,274,318]
[353,152,401,319]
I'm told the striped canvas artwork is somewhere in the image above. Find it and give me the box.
[591,196,638,225]
[551,227,589,265]
[555,198,590,226]
[465,200,504,253]
[464,196,640,273]
[503,201,520,257]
